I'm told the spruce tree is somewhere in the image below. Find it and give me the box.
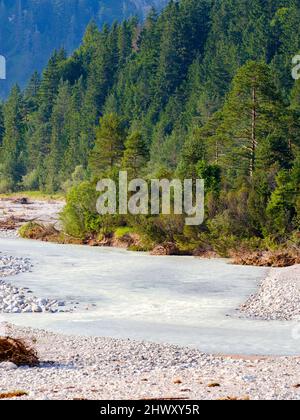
[122,131,148,178]
[89,113,126,177]
[0,85,26,186]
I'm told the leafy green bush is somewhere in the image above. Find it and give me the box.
[60,181,101,238]
[114,226,135,238]
[22,170,39,190]
[0,178,14,194]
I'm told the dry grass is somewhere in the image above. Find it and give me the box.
[0,337,39,367]
[19,222,83,245]
[232,250,300,267]
[0,216,27,231]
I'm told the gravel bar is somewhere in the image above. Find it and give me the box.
[0,255,76,314]
[240,265,300,321]
[0,323,299,400]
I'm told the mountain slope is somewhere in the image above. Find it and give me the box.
[0,0,167,97]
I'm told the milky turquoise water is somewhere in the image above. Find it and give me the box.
[1,237,299,355]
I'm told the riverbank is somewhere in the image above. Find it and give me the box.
[240,264,300,321]
[0,323,299,400]
[0,196,64,235]
[0,255,77,313]
[1,197,299,266]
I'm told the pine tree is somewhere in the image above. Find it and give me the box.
[0,85,25,185]
[24,71,41,114]
[0,103,4,147]
[45,81,72,192]
[89,113,126,177]
[39,49,67,120]
[219,61,283,177]
[122,131,148,178]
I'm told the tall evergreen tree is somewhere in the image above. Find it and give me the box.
[122,131,148,177]
[219,61,284,177]
[0,85,26,185]
[89,113,126,177]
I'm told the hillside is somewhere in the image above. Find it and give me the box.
[0,0,299,256]
[0,0,167,97]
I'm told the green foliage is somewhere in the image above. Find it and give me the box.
[19,222,41,239]
[61,165,87,192]
[22,170,39,191]
[122,131,148,178]
[89,113,126,177]
[60,181,101,238]
[1,0,300,253]
[114,226,135,238]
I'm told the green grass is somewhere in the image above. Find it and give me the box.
[114,226,135,238]
[0,191,65,201]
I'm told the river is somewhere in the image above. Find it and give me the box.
[1,237,299,355]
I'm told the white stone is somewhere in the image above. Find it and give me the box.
[0,361,18,370]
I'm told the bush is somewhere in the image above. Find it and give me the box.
[61,165,86,193]
[114,226,135,238]
[22,170,39,190]
[0,177,14,193]
[60,181,101,238]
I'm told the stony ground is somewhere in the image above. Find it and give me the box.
[240,265,300,321]
[0,197,64,235]
[0,323,299,400]
[0,255,76,314]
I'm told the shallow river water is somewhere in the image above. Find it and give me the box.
[1,237,299,356]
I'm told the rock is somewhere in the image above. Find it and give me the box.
[150,242,180,256]
[12,307,21,313]
[32,305,42,313]
[37,298,48,306]
[242,375,257,383]
[0,361,18,370]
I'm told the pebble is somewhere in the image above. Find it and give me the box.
[0,255,77,314]
[0,323,299,400]
[0,361,18,370]
[240,265,300,321]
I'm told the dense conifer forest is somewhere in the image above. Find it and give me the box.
[1,0,300,255]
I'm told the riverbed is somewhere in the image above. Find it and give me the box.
[1,237,299,356]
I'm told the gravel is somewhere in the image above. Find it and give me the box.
[0,198,64,229]
[0,229,19,239]
[0,255,76,314]
[240,265,300,321]
[0,323,299,400]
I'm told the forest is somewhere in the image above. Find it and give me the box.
[0,0,300,257]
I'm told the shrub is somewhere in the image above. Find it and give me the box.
[22,170,39,190]
[114,226,135,238]
[60,181,101,238]
[0,177,14,193]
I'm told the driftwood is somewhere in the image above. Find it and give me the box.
[12,197,30,205]
[0,337,39,367]
[0,216,27,230]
